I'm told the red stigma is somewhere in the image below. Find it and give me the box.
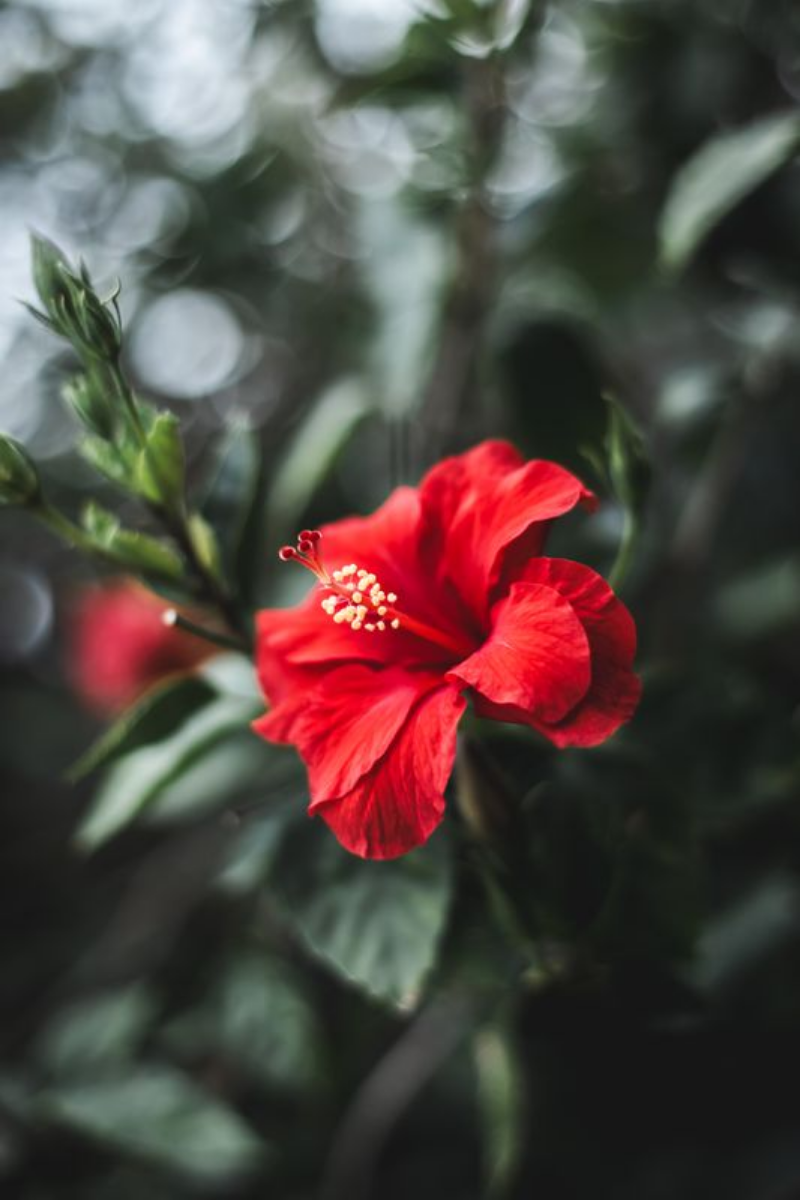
[278,531,329,583]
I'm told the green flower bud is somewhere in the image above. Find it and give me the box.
[29,235,122,360]
[31,235,73,321]
[0,434,40,507]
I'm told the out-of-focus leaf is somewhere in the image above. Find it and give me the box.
[201,418,264,604]
[268,377,369,535]
[689,873,799,995]
[0,433,40,507]
[134,411,185,507]
[271,820,453,1009]
[716,555,800,640]
[164,953,323,1093]
[200,652,261,701]
[473,1022,526,1199]
[68,676,217,782]
[79,436,134,486]
[592,823,699,966]
[36,986,156,1078]
[434,0,534,57]
[145,732,270,824]
[187,512,223,581]
[357,197,447,416]
[37,1067,265,1180]
[81,501,184,580]
[659,111,800,271]
[499,318,607,475]
[76,695,260,850]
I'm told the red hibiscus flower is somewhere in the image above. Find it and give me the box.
[254,441,641,860]
[69,579,214,716]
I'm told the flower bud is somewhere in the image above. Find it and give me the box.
[31,235,72,321]
[0,434,40,507]
[29,235,122,361]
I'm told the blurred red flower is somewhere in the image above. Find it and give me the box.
[254,441,641,859]
[69,579,213,716]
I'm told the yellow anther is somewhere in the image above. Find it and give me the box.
[319,562,401,637]
[387,593,397,604]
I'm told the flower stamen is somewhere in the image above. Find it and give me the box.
[278,529,470,657]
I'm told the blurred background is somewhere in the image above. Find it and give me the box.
[2,0,800,1196]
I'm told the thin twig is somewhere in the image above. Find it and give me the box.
[162,608,247,654]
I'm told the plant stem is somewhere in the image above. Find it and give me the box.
[162,608,247,653]
[609,509,638,592]
[109,358,252,650]
[158,502,252,650]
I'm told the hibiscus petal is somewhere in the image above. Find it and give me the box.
[475,559,641,747]
[254,664,432,800]
[449,580,591,722]
[318,485,420,579]
[309,683,466,860]
[255,484,459,697]
[419,440,595,621]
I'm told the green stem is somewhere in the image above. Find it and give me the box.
[159,502,252,650]
[38,504,102,557]
[609,509,638,592]
[108,358,252,650]
[162,608,247,653]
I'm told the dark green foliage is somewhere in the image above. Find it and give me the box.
[2,1,800,1198]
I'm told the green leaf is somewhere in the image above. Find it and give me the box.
[271,820,453,1009]
[81,501,184,580]
[62,372,116,439]
[0,433,40,507]
[135,411,185,506]
[659,111,800,271]
[357,197,447,416]
[473,1022,526,1199]
[36,985,156,1077]
[37,1066,265,1180]
[80,435,134,486]
[164,953,323,1093]
[107,529,184,579]
[268,377,369,535]
[68,675,216,782]
[187,512,223,581]
[201,418,264,604]
[76,695,260,850]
